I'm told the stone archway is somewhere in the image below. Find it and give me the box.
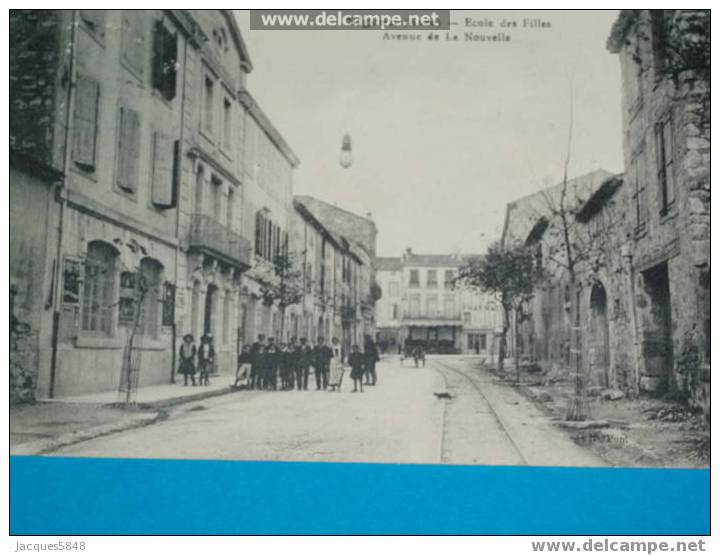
[589,281,611,387]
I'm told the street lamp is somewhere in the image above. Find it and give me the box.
[339,133,353,169]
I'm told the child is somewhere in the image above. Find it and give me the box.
[234,344,252,388]
[178,334,196,386]
[348,344,365,393]
[197,334,215,386]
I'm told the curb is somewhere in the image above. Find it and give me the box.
[11,386,242,456]
[10,412,162,456]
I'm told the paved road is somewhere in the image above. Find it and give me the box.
[53,357,605,467]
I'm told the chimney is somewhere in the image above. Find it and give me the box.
[405,247,412,255]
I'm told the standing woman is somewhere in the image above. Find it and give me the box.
[179,334,197,386]
[327,336,345,391]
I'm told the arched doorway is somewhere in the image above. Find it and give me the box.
[589,281,611,387]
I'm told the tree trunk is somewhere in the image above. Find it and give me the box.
[514,307,521,384]
[498,303,511,374]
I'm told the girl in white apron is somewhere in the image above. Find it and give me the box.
[328,336,344,391]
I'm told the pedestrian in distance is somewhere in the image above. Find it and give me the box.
[295,337,312,391]
[264,337,278,390]
[234,344,252,388]
[327,336,344,392]
[279,342,293,390]
[363,334,379,386]
[249,334,265,390]
[349,344,365,393]
[178,334,197,386]
[313,336,331,390]
[198,334,215,386]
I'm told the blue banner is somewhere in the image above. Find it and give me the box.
[10,456,709,535]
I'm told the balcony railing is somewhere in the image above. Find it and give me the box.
[402,311,462,322]
[188,214,252,269]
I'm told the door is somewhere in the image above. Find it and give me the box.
[589,281,611,387]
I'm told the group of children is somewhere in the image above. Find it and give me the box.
[177,333,216,386]
[234,334,380,393]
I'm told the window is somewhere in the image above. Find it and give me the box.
[392,304,398,319]
[122,11,147,77]
[152,20,177,101]
[651,11,667,77]
[211,176,222,222]
[204,76,215,134]
[444,270,454,289]
[223,98,232,151]
[409,269,419,287]
[427,269,438,288]
[151,133,178,208]
[463,311,471,324]
[632,148,648,232]
[139,258,163,338]
[444,295,456,318]
[116,106,141,193]
[479,334,487,350]
[655,115,675,214]
[426,295,438,316]
[408,294,421,318]
[72,75,100,170]
[226,187,235,229]
[82,241,118,335]
[389,281,399,297]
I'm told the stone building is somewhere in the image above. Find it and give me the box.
[607,10,710,410]
[500,11,710,416]
[9,10,298,399]
[375,250,502,357]
[290,198,370,354]
[293,195,379,346]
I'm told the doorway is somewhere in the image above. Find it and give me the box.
[204,284,218,337]
[641,262,673,392]
[589,281,611,387]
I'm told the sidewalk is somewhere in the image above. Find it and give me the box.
[11,375,238,456]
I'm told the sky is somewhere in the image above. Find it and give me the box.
[234,10,624,257]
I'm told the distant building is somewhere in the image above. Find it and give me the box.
[292,195,378,349]
[375,249,502,357]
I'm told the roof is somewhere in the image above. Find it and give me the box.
[294,199,365,265]
[501,169,615,247]
[575,174,624,222]
[376,257,402,271]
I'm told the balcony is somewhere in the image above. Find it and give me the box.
[187,214,252,270]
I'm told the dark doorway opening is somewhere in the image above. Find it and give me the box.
[641,262,673,393]
[590,281,611,387]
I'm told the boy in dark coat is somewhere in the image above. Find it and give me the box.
[197,334,215,386]
[249,334,265,390]
[313,336,332,390]
[348,344,365,393]
[295,337,312,390]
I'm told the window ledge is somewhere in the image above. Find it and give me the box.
[634,224,649,240]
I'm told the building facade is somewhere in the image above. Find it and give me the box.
[500,11,710,417]
[375,250,502,357]
[9,10,298,400]
[290,198,371,354]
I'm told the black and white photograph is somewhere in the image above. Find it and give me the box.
[8,9,711,537]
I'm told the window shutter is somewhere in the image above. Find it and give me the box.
[117,106,140,193]
[151,20,164,92]
[73,75,99,169]
[151,131,174,207]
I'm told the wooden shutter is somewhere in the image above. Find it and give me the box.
[151,131,174,207]
[72,75,99,169]
[117,106,140,193]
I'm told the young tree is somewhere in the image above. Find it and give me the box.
[455,243,540,375]
[256,251,304,341]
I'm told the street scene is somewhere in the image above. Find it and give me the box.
[10,10,710,469]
